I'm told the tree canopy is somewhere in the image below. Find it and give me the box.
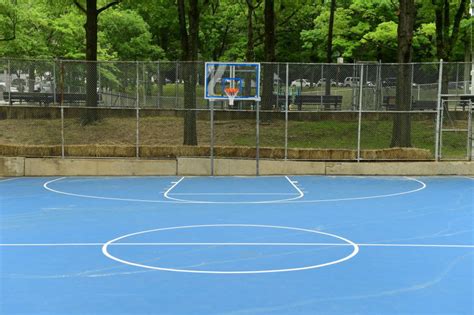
[0,0,472,62]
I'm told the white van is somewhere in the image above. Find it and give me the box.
[344,77,359,87]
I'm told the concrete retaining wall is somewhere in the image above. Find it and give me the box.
[1,157,473,177]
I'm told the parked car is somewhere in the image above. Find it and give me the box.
[34,80,53,93]
[383,77,418,88]
[382,77,397,87]
[448,81,465,89]
[0,82,5,93]
[290,79,313,88]
[315,78,340,87]
[343,77,360,87]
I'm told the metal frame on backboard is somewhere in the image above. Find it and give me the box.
[204,62,261,101]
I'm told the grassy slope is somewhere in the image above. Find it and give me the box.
[0,115,469,158]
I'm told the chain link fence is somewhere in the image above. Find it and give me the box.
[1,59,472,167]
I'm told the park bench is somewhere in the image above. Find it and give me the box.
[411,100,437,110]
[382,96,437,111]
[3,92,52,105]
[3,92,99,106]
[294,94,343,110]
[459,96,474,111]
[382,95,396,110]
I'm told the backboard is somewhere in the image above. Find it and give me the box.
[204,62,261,102]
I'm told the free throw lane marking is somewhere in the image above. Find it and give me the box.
[43,177,427,204]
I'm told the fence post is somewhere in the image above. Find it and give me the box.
[136,61,140,159]
[157,61,160,108]
[210,100,214,176]
[175,62,179,108]
[256,100,260,176]
[435,59,443,161]
[143,62,146,107]
[285,62,289,160]
[7,59,11,105]
[467,99,472,160]
[357,64,364,162]
[60,60,65,159]
[53,60,57,104]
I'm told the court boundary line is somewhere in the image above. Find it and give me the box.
[1,242,473,248]
[42,176,426,204]
[0,177,20,183]
[162,176,305,203]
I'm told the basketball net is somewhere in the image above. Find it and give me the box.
[224,87,239,106]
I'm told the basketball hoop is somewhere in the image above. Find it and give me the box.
[224,87,239,106]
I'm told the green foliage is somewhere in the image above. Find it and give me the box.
[100,9,165,60]
[0,0,472,62]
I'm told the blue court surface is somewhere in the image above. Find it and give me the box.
[1,176,473,315]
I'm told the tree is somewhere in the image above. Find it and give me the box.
[245,0,262,62]
[431,0,469,92]
[432,0,468,61]
[391,0,415,148]
[325,0,336,96]
[0,1,17,42]
[100,9,164,61]
[74,0,120,112]
[261,0,275,111]
[177,0,208,145]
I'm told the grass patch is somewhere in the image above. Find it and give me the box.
[0,114,469,159]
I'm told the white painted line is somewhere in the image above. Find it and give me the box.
[43,177,180,203]
[163,176,305,204]
[285,176,305,200]
[289,177,427,203]
[1,242,473,248]
[0,243,105,247]
[101,224,359,274]
[42,176,427,204]
[167,193,300,196]
[0,177,21,183]
[163,176,186,200]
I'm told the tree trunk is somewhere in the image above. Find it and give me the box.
[432,0,468,94]
[324,0,336,97]
[86,0,98,108]
[178,0,199,145]
[74,0,120,123]
[244,0,256,98]
[262,0,275,112]
[28,64,35,92]
[391,0,415,148]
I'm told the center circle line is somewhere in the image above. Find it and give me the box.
[101,224,360,274]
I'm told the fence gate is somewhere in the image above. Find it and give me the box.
[437,95,473,161]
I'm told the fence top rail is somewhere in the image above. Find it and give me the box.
[0,58,466,67]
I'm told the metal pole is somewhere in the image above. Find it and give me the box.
[61,104,65,158]
[60,60,65,158]
[53,60,57,104]
[435,59,443,161]
[7,59,11,105]
[98,62,101,105]
[256,100,260,176]
[467,99,472,160]
[210,100,214,175]
[285,63,289,160]
[356,65,364,162]
[136,61,140,159]
[175,62,179,108]
[143,62,146,107]
[157,62,161,108]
